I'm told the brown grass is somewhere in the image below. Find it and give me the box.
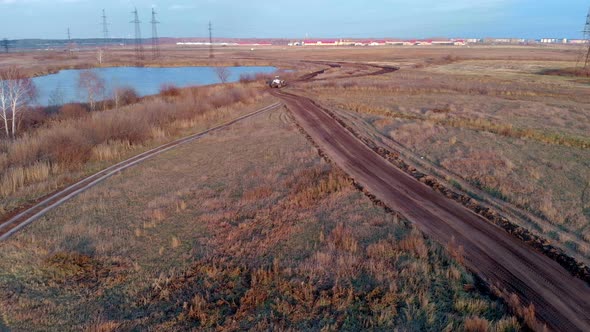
[56,103,88,121]
[464,316,490,332]
[0,108,518,331]
[305,55,590,262]
[160,84,181,97]
[2,45,575,330]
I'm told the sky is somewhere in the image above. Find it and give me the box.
[0,0,588,39]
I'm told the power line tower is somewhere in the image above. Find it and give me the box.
[101,9,110,43]
[209,21,214,59]
[150,8,160,59]
[583,7,590,68]
[131,8,144,61]
[67,27,72,53]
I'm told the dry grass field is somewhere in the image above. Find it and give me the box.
[0,82,272,217]
[0,45,303,78]
[0,108,519,331]
[1,44,588,330]
[294,48,590,263]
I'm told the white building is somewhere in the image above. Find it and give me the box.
[542,38,569,44]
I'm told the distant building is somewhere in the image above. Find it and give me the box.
[431,40,454,46]
[483,38,511,44]
[540,38,561,44]
[416,40,433,46]
[339,40,356,46]
[385,40,405,46]
[237,42,272,46]
[355,40,387,46]
[302,40,339,46]
[482,38,526,44]
[569,39,590,44]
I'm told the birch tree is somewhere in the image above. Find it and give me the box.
[0,67,36,139]
[78,70,105,111]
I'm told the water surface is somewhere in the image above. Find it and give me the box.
[32,66,277,106]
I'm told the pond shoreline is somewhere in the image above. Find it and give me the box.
[32,65,280,106]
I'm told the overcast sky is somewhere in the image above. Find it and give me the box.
[0,0,588,39]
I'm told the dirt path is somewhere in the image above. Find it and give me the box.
[0,102,281,241]
[273,89,590,331]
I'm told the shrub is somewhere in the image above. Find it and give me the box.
[160,84,181,97]
[83,112,150,145]
[239,73,256,83]
[40,126,94,167]
[114,87,140,107]
[57,104,88,121]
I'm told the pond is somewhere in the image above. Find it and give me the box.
[32,66,278,106]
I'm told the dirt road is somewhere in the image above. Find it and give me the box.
[273,89,590,331]
[0,102,281,241]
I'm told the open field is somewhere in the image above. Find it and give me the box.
[0,44,583,77]
[290,50,590,265]
[0,45,306,78]
[0,108,519,331]
[274,87,589,331]
[1,45,589,330]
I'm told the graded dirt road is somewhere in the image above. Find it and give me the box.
[273,89,590,331]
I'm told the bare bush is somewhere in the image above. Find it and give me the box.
[113,87,139,108]
[57,104,88,121]
[214,67,231,83]
[40,126,94,167]
[239,73,256,83]
[20,107,48,132]
[160,84,180,98]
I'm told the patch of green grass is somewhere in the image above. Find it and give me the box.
[450,179,463,190]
